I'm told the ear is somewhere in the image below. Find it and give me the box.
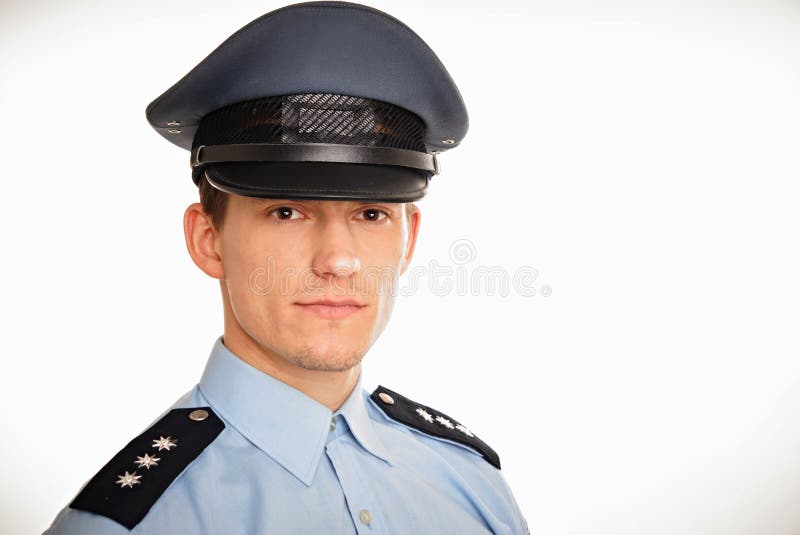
[398,204,421,276]
[183,203,225,279]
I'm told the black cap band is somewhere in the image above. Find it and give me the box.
[191,142,439,174]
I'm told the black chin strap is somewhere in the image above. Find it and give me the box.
[191,143,439,175]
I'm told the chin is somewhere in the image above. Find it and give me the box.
[301,336,365,358]
[289,345,366,372]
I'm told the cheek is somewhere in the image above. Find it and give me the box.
[222,238,275,308]
[387,235,409,275]
[360,248,404,296]
[225,245,306,313]
[222,240,256,287]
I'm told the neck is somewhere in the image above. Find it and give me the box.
[220,321,360,413]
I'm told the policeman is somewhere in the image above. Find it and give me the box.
[44,2,529,533]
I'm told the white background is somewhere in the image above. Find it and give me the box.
[2,1,799,534]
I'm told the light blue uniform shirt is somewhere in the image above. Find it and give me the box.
[45,337,528,534]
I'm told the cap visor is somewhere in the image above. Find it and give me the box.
[203,162,429,202]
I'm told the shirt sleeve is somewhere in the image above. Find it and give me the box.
[418,431,531,534]
[494,468,530,535]
[42,506,133,535]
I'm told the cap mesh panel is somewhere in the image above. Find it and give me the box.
[193,93,425,149]
[191,93,427,184]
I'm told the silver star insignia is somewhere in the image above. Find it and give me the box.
[152,436,178,451]
[115,471,142,488]
[456,424,475,437]
[135,452,161,469]
[435,415,455,429]
[416,408,434,423]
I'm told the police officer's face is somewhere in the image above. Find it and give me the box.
[187,195,420,373]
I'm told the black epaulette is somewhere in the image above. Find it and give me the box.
[70,407,225,530]
[370,385,501,470]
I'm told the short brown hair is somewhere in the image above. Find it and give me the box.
[198,173,415,231]
[198,172,230,231]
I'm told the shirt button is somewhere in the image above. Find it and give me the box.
[330,418,337,431]
[359,509,372,525]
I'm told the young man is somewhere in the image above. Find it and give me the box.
[45,2,529,533]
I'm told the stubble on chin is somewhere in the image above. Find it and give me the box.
[288,345,366,372]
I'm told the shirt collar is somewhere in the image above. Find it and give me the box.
[334,368,394,470]
[198,337,392,486]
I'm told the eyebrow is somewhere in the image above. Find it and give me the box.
[253,199,390,208]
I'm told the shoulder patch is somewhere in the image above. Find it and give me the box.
[70,407,225,530]
[370,385,501,469]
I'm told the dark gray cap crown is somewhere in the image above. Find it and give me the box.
[145,1,468,201]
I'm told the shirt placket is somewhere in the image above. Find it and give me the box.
[325,416,389,535]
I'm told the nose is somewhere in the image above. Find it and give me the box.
[310,218,362,282]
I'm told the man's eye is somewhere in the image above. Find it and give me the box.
[269,207,303,221]
[358,208,389,223]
